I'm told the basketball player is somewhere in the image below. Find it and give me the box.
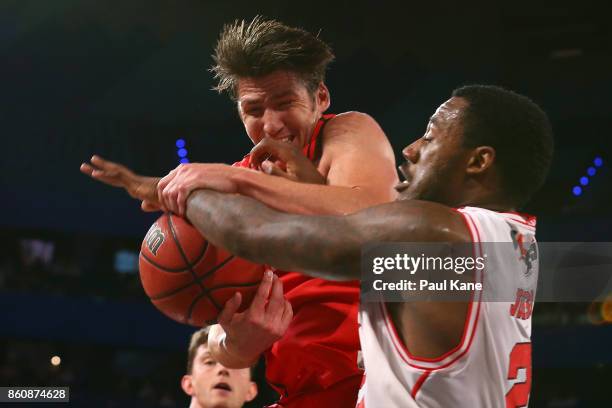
[80,17,398,408]
[183,327,257,408]
[179,85,554,407]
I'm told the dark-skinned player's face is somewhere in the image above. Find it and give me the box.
[237,70,330,149]
[396,97,472,205]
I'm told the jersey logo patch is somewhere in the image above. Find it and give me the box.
[509,225,537,277]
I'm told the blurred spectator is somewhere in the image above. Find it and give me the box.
[181,327,257,408]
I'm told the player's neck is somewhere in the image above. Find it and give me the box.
[456,192,516,213]
[189,397,203,408]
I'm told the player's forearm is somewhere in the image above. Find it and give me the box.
[207,324,258,369]
[233,170,388,215]
[185,190,361,280]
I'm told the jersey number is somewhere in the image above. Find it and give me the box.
[505,342,532,408]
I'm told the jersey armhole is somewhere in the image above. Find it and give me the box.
[380,209,484,371]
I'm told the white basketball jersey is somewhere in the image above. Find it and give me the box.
[357,206,538,408]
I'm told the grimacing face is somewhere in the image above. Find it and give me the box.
[395,97,473,205]
[181,345,257,408]
[237,70,330,150]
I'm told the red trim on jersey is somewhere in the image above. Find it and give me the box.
[500,211,537,226]
[411,370,432,399]
[455,206,537,228]
[381,300,474,364]
[503,216,537,229]
[380,209,484,371]
[303,114,335,160]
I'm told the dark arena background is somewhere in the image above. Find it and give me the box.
[1,0,611,406]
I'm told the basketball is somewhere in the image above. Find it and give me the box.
[138,212,264,326]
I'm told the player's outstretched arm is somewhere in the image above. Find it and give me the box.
[80,155,162,211]
[186,190,470,281]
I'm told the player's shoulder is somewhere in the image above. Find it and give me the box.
[326,111,382,131]
[407,200,473,242]
[322,111,388,146]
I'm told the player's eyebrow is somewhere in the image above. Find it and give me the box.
[239,96,263,107]
[270,90,298,100]
[239,90,297,107]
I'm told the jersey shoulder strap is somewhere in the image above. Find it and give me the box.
[303,114,336,161]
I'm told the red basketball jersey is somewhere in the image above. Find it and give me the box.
[234,114,362,407]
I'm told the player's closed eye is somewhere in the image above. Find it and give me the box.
[246,108,263,117]
[276,100,293,109]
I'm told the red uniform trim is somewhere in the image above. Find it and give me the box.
[503,216,537,229]
[303,114,336,160]
[380,209,484,371]
[411,370,432,399]
[455,206,537,228]
[500,211,537,226]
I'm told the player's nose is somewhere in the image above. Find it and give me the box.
[262,109,284,138]
[402,140,420,163]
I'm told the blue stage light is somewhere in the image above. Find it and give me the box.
[594,157,603,167]
[180,158,189,164]
[572,186,582,196]
[580,176,589,186]
[587,167,596,176]
[176,139,186,148]
[178,148,188,158]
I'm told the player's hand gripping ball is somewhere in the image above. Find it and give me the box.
[139,213,265,326]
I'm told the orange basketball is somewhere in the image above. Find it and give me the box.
[139,213,264,326]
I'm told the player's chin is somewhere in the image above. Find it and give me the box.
[212,389,232,394]
[399,187,425,202]
[395,184,414,201]
[209,388,234,401]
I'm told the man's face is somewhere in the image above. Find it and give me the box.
[182,345,257,408]
[396,97,472,205]
[237,70,330,149]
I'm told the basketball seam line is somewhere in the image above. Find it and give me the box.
[168,213,207,293]
[145,252,236,301]
[167,214,218,323]
[184,280,262,325]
